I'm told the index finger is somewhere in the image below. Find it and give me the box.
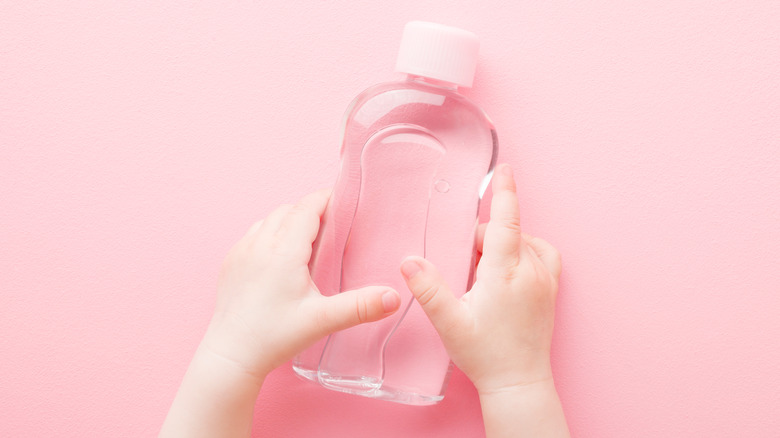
[297,187,332,218]
[245,188,330,241]
[266,188,333,263]
[480,164,525,267]
[279,188,332,246]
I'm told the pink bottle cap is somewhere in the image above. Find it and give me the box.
[395,21,480,88]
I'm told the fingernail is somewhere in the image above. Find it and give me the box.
[501,163,513,176]
[400,259,422,279]
[381,290,400,313]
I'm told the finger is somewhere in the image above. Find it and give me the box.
[252,188,330,241]
[244,219,264,238]
[254,204,294,239]
[522,233,562,279]
[273,190,332,260]
[297,188,332,219]
[313,286,401,335]
[481,163,524,267]
[400,256,467,338]
[283,188,332,242]
[475,222,488,254]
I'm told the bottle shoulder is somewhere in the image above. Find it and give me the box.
[343,80,494,132]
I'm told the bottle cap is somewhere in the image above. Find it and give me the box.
[395,21,480,88]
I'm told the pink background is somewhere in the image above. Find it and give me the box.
[2,1,779,436]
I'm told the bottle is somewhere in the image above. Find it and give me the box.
[292,21,498,405]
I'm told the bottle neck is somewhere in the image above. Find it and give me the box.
[405,74,459,91]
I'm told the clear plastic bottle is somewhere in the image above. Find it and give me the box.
[292,21,498,405]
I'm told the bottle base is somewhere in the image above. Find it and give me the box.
[291,363,318,382]
[367,387,444,406]
[293,364,445,405]
[317,371,383,393]
[318,372,444,406]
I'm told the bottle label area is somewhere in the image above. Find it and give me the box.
[318,125,450,401]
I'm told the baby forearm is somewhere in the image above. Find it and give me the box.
[159,341,264,438]
[478,379,570,438]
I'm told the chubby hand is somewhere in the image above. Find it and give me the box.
[203,189,402,380]
[400,164,562,395]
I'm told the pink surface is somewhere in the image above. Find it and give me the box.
[1,1,778,436]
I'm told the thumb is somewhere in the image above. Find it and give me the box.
[314,286,401,335]
[400,257,466,336]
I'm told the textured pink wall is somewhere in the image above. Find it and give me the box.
[2,1,779,436]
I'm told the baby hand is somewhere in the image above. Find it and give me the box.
[400,164,562,395]
[203,189,402,379]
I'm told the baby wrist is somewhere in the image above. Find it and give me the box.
[472,355,554,396]
[200,316,274,384]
